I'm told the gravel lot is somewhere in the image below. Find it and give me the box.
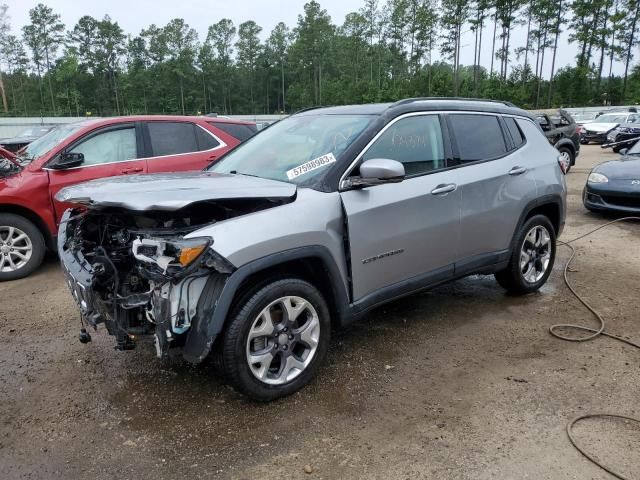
[1,145,639,479]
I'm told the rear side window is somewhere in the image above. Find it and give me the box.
[209,122,257,142]
[148,122,199,156]
[503,117,525,148]
[362,115,445,176]
[449,114,507,162]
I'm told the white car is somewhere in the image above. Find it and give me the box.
[580,112,640,144]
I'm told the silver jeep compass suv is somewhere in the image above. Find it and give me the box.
[58,98,567,401]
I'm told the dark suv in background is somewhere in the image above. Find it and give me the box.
[534,109,580,172]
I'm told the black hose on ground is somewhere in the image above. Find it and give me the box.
[549,216,640,480]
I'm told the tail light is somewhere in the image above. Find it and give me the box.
[557,154,569,174]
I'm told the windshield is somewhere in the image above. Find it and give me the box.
[20,124,82,161]
[627,139,640,155]
[208,114,374,185]
[596,114,627,123]
[16,127,51,138]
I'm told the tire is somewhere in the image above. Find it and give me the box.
[580,139,589,145]
[221,278,331,401]
[495,215,556,295]
[0,214,46,281]
[612,146,621,153]
[558,146,574,172]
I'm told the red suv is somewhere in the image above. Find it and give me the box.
[0,115,256,280]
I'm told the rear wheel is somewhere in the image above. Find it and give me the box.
[495,215,556,295]
[0,214,46,281]
[558,146,574,172]
[221,278,330,401]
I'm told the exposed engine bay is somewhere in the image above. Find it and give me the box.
[59,197,286,360]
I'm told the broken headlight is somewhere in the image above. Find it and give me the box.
[132,236,234,275]
[132,236,212,272]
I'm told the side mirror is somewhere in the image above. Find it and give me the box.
[342,158,405,189]
[51,152,84,170]
[619,148,629,156]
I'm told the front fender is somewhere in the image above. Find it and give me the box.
[182,246,350,364]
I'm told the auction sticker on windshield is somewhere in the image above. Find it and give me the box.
[286,153,336,180]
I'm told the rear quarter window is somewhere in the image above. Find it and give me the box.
[503,117,525,148]
[208,122,257,142]
[449,114,507,162]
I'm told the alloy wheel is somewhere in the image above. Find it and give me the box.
[519,225,552,283]
[0,226,33,273]
[245,295,320,385]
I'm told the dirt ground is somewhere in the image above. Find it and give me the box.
[1,145,639,480]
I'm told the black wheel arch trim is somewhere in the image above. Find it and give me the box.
[201,245,350,342]
[555,139,576,154]
[513,194,565,242]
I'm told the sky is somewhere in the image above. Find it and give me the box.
[4,0,630,78]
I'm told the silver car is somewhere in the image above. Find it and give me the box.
[58,98,567,401]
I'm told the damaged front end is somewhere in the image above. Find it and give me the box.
[59,204,237,361]
[57,172,297,362]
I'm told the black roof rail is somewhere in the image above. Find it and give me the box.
[390,97,517,108]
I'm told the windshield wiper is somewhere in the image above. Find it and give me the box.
[229,170,260,178]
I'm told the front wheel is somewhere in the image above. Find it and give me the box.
[0,214,46,281]
[495,215,556,295]
[221,278,331,401]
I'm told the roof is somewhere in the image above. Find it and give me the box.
[297,98,534,120]
[63,115,256,129]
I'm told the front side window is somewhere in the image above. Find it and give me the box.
[69,127,137,166]
[148,122,200,156]
[361,115,445,176]
[449,114,507,162]
[209,114,374,185]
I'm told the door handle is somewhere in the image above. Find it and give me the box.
[509,166,527,176]
[431,183,457,195]
[121,167,143,174]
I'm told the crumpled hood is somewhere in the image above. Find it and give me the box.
[56,171,297,211]
[585,122,618,133]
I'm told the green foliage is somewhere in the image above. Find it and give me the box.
[0,0,636,117]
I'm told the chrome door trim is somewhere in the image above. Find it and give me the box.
[339,111,537,191]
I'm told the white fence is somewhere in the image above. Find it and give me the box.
[0,106,638,138]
